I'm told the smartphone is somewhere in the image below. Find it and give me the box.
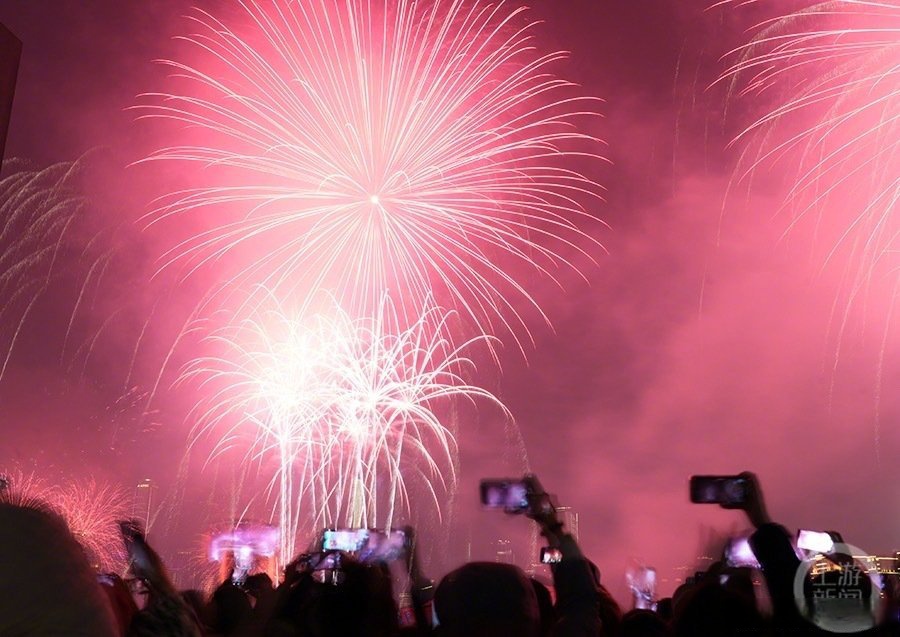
[797,529,835,554]
[119,520,154,575]
[689,475,749,506]
[626,566,657,610]
[314,552,340,570]
[310,552,345,585]
[540,547,562,564]
[358,529,407,563]
[726,536,761,569]
[480,479,530,513]
[322,528,369,552]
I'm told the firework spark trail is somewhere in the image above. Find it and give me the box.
[715,0,899,459]
[0,161,84,381]
[715,1,899,303]
[137,0,606,349]
[183,294,509,561]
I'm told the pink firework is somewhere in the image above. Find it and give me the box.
[0,471,129,571]
[137,0,606,347]
[50,478,130,572]
[717,1,899,312]
[0,468,53,510]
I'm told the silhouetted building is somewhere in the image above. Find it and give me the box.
[0,22,21,169]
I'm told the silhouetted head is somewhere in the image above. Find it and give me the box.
[672,578,764,637]
[301,556,398,637]
[0,502,119,636]
[622,608,668,637]
[210,580,252,633]
[434,561,540,637]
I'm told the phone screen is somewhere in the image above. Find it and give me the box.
[540,547,562,564]
[358,529,406,563]
[322,529,369,552]
[797,529,835,554]
[480,480,529,511]
[726,537,761,568]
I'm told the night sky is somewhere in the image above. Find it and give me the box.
[0,0,897,601]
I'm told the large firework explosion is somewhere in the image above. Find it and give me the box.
[137,0,606,347]
[183,294,508,561]
[717,0,898,320]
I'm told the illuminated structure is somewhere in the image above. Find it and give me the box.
[557,505,580,542]
[133,478,157,536]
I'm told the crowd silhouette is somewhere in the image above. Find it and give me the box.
[0,472,894,636]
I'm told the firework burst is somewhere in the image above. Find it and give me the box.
[716,1,899,311]
[184,294,508,561]
[51,478,130,571]
[0,470,129,571]
[137,0,606,347]
[0,468,53,511]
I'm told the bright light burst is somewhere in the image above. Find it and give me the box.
[184,294,508,561]
[137,0,606,346]
[716,1,899,312]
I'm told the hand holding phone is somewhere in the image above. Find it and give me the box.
[480,474,555,519]
[689,471,770,528]
[118,519,162,586]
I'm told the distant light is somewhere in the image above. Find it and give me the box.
[369,194,379,205]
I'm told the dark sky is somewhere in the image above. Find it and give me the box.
[0,0,897,601]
